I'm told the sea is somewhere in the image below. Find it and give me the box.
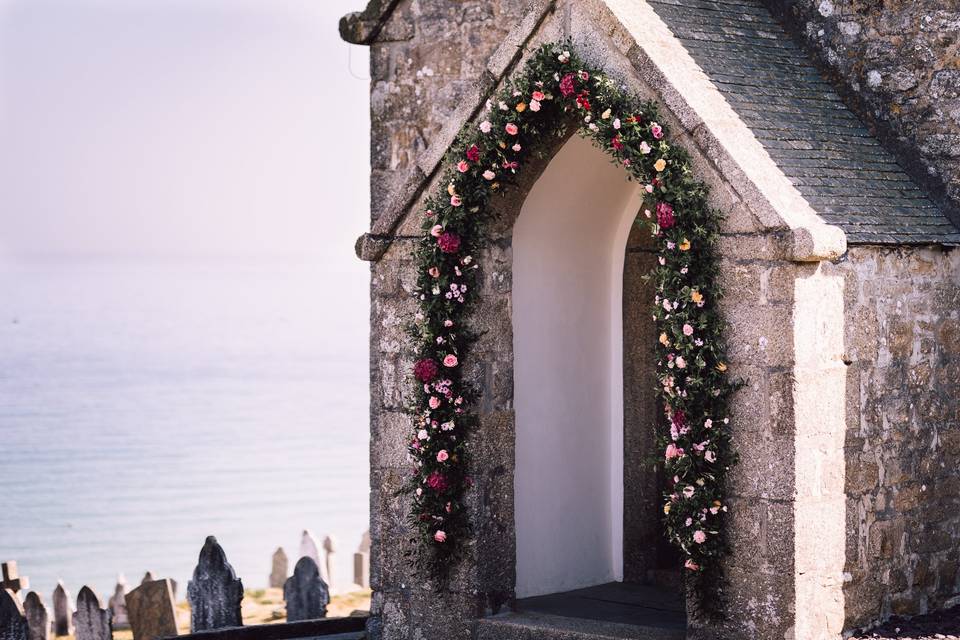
[0,257,371,601]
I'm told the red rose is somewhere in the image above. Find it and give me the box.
[559,73,576,97]
[437,232,461,254]
[466,145,480,162]
[671,409,687,430]
[576,91,591,111]
[414,358,439,383]
[611,135,623,151]
[656,202,675,229]
[426,471,449,492]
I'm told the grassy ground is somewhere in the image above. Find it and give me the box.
[76,588,371,640]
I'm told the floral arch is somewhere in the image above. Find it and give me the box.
[405,41,737,584]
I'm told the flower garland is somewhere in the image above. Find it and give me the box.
[405,41,737,582]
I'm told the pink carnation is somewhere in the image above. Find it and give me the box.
[437,232,461,254]
[413,359,439,383]
[428,396,441,409]
[456,160,469,173]
[443,354,458,367]
[656,202,675,229]
[434,530,447,543]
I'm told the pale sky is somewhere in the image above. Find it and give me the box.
[0,0,370,262]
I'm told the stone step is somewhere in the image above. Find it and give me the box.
[475,611,686,640]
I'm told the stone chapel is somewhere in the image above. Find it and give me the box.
[339,1,960,638]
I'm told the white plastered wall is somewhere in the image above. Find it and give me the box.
[513,134,644,598]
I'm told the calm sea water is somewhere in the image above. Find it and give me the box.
[0,258,370,601]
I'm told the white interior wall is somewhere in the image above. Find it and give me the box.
[513,135,644,598]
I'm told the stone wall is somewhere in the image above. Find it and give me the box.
[762,0,960,225]
[366,0,526,225]
[838,245,960,629]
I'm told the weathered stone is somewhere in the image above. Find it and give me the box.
[73,587,112,640]
[0,565,28,596]
[283,557,329,622]
[22,592,48,640]
[321,536,337,594]
[269,548,288,589]
[354,532,371,590]
[298,530,329,585]
[51,582,73,637]
[186,536,243,632]
[140,573,176,600]
[0,590,27,640]
[125,579,177,640]
[108,576,129,630]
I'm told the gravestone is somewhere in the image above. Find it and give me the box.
[186,536,243,632]
[140,574,176,600]
[283,557,328,622]
[108,575,129,629]
[353,531,370,590]
[125,579,177,640]
[51,582,73,637]
[73,587,112,640]
[269,548,287,589]
[0,589,27,640]
[22,592,49,640]
[298,531,320,569]
[321,536,337,594]
[1,564,29,595]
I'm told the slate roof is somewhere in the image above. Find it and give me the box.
[646,0,960,245]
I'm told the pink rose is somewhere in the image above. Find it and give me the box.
[684,559,699,571]
[651,122,664,139]
[436,449,449,462]
[705,450,716,463]
[479,121,492,133]
[532,90,545,101]
[505,122,519,135]
[443,354,458,367]
[428,267,440,278]
[434,530,447,543]
[665,443,683,460]
[482,170,496,180]
[429,396,441,409]
[693,530,706,544]
[457,160,469,173]
[529,99,541,112]
[450,195,462,207]
[683,324,694,336]
[430,224,443,237]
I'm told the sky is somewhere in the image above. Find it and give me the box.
[0,0,370,262]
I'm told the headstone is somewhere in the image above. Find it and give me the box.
[51,582,73,637]
[298,531,320,568]
[73,587,112,640]
[0,589,27,640]
[282,557,328,622]
[140,573,176,601]
[353,531,370,590]
[321,536,337,594]
[22,592,49,640]
[186,536,243,632]
[125,579,177,640]
[1,564,29,595]
[269,548,287,589]
[108,575,129,630]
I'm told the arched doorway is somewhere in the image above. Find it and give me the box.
[513,134,660,598]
